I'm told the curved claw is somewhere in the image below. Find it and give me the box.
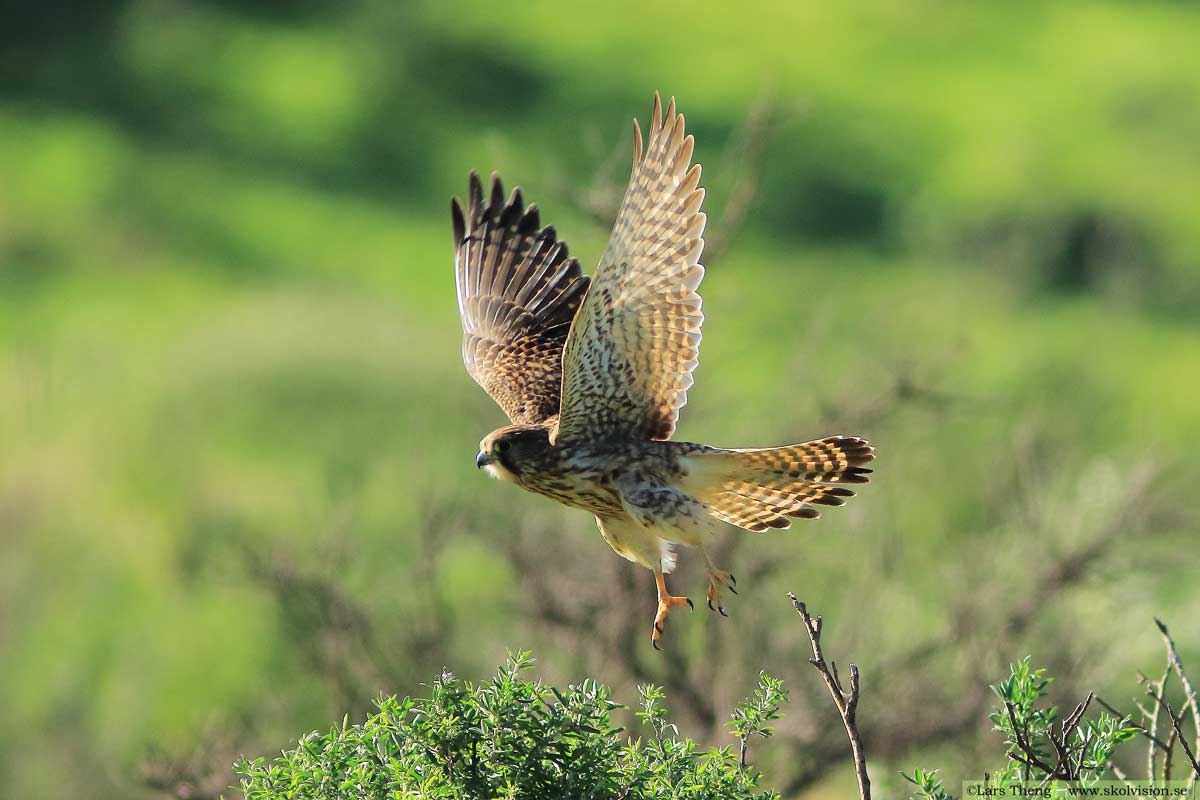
[654,621,663,633]
[652,637,662,651]
[730,574,737,586]
[686,598,694,610]
[705,569,735,615]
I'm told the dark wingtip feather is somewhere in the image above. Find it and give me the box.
[519,203,540,235]
[839,468,873,484]
[468,171,484,219]
[453,160,591,425]
[499,187,523,228]
[488,172,504,215]
[451,198,467,245]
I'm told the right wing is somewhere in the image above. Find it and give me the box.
[555,94,707,445]
[452,171,590,426]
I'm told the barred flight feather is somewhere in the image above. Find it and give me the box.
[681,436,875,532]
[557,93,707,445]
[452,171,591,425]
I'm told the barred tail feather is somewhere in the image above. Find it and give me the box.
[681,435,875,533]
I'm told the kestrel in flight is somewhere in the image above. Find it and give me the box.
[452,94,875,648]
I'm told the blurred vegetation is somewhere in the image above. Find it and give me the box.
[1,1,1198,798]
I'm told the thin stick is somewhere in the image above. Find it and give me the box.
[1163,703,1185,783]
[1157,618,1200,782]
[1154,696,1200,779]
[1143,665,1171,785]
[789,593,871,800]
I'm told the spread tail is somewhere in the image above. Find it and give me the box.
[681,435,875,532]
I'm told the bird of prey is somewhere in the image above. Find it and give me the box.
[452,94,874,648]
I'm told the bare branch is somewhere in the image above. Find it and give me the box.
[1142,664,1172,785]
[1163,702,1187,782]
[1062,692,1094,739]
[1151,694,1200,779]
[1157,617,1200,781]
[789,593,871,800]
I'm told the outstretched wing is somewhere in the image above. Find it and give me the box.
[452,171,590,426]
[555,94,706,444]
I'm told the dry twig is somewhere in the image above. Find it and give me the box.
[1156,618,1200,780]
[1162,703,1190,782]
[1139,664,1172,785]
[1149,695,1200,780]
[789,593,871,800]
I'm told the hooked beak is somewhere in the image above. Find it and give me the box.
[476,451,494,469]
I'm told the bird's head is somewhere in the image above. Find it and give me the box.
[476,425,551,483]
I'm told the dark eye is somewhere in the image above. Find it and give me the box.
[496,440,511,454]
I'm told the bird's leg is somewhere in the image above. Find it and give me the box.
[651,568,692,650]
[702,547,737,617]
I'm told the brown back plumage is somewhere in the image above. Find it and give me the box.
[556,94,707,445]
[452,172,591,425]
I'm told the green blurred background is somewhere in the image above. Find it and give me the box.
[2,1,1198,797]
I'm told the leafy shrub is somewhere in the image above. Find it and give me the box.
[236,652,780,800]
[988,656,1137,787]
[903,657,1139,799]
[901,767,954,800]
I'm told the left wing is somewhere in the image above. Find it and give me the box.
[453,172,590,426]
[555,94,707,444]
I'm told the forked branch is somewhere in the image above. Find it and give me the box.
[1152,696,1200,779]
[789,593,871,800]
[1156,617,1200,781]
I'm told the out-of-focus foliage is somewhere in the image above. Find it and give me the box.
[2,1,1199,798]
[237,652,778,800]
